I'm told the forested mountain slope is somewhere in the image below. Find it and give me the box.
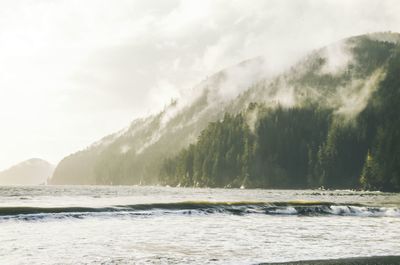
[162,33,400,191]
[51,57,268,184]
[51,32,400,190]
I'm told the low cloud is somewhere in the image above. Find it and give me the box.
[320,40,354,75]
[335,69,385,119]
[1,0,400,169]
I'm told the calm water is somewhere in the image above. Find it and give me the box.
[0,186,399,265]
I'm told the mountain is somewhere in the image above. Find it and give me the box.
[0,158,55,185]
[50,32,400,190]
[161,32,400,191]
[50,56,269,185]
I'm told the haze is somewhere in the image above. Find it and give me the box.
[1,0,400,170]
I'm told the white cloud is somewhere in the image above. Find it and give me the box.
[320,40,353,75]
[1,0,400,169]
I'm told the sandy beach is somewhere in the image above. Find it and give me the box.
[261,256,400,265]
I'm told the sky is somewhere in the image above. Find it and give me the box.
[1,0,400,170]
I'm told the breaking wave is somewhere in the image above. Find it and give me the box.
[0,201,399,221]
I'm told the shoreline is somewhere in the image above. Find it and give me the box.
[260,256,400,265]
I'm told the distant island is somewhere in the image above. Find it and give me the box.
[50,32,400,192]
[0,158,54,185]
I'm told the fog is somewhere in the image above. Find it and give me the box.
[1,0,400,170]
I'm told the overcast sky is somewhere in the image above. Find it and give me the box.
[1,0,400,170]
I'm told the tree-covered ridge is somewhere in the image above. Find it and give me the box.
[161,40,400,191]
[50,32,400,188]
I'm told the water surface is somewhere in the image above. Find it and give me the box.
[0,186,399,264]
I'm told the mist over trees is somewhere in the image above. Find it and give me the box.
[51,33,400,191]
[161,36,400,192]
[161,88,400,192]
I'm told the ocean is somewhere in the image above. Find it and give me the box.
[0,186,399,264]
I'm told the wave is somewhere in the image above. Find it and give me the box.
[0,201,399,221]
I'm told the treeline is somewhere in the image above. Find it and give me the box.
[160,45,400,191]
[160,104,335,189]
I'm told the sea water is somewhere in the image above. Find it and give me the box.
[0,186,399,264]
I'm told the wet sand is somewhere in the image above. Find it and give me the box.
[261,256,400,265]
